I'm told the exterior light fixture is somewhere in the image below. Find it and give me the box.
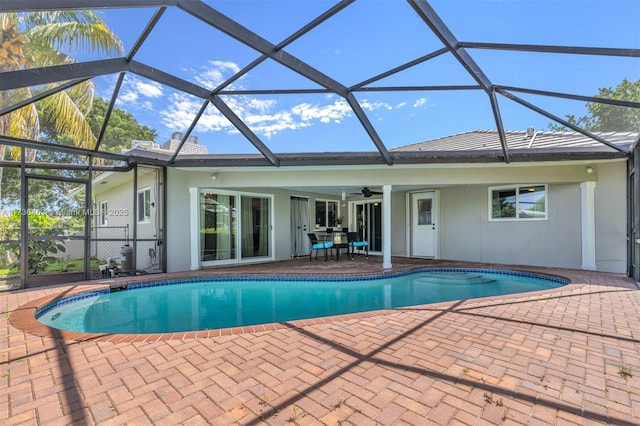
[211,172,219,180]
[585,166,594,174]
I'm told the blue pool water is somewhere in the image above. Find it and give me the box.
[36,269,567,334]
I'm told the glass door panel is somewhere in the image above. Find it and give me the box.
[200,192,236,262]
[355,201,382,252]
[240,196,271,258]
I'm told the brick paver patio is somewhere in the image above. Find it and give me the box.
[2,257,640,425]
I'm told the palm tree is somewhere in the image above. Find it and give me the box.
[0,10,123,205]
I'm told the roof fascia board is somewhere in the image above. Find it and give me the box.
[168,150,627,168]
[0,0,177,12]
[497,89,629,153]
[497,85,640,109]
[0,59,129,91]
[460,42,640,58]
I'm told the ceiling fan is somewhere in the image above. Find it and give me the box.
[349,187,382,198]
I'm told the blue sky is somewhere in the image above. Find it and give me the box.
[78,0,640,154]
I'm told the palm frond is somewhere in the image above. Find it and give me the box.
[38,90,96,150]
[24,18,123,57]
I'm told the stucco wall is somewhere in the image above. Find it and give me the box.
[594,162,627,273]
[91,168,161,272]
[163,160,628,274]
[438,184,583,269]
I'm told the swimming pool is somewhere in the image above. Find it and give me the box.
[36,268,568,334]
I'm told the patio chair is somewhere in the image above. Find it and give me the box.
[347,231,368,259]
[307,233,334,262]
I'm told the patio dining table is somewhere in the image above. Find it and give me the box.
[319,232,351,261]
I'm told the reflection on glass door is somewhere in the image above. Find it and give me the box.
[200,191,272,264]
[200,192,236,262]
[355,201,382,252]
[241,196,271,258]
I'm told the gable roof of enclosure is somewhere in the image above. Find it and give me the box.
[1,0,639,170]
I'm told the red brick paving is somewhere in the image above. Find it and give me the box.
[2,257,640,425]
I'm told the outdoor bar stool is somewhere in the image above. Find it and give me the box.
[307,233,334,262]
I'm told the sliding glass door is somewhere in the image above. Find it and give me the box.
[199,190,272,266]
[200,192,236,262]
[354,200,382,252]
[240,195,271,259]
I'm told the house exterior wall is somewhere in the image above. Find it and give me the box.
[594,162,627,273]
[438,184,582,269]
[90,168,161,272]
[161,159,628,274]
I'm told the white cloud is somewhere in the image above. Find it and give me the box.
[195,60,243,89]
[413,97,427,108]
[115,76,163,110]
[360,99,393,111]
[135,81,163,98]
[153,61,431,140]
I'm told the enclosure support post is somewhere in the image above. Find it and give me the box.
[132,164,138,274]
[84,158,92,280]
[189,187,199,270]
[19,147,27,289]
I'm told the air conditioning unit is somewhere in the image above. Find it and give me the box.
[131,140,159,150]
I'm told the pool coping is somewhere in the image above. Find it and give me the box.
[9,265,578,342]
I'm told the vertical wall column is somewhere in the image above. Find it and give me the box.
[580,181,597,270]
[189,187,200,270]
[382,184,392,269]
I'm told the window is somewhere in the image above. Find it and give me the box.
[137,187,151,222]
[490,185,547,220]
[98,201,108,227]
[315,199,338,228]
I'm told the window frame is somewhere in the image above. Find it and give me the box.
[98,200,108,227]
[137,187,151,223]
[488,184,548,221]
[315,199,339,229]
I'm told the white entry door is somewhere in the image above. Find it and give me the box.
[412,192,438,258]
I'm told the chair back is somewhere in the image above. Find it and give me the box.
[307,233,319,245]
[346,231,360,242]
[325,228,333,234]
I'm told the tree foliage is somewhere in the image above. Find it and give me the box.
[0,10,123,205]
[551,78,640,132]
[87,97,158,154]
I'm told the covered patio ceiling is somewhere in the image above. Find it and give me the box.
[1,0,640,169]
